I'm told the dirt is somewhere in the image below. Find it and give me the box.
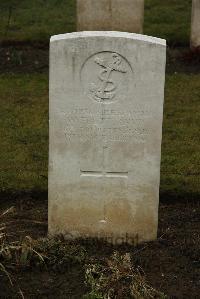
[0,192,199,299]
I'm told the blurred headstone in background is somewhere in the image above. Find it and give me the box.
[77,0,144,33]
[191,0,200,51]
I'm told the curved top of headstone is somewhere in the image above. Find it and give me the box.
[50,31,166,47]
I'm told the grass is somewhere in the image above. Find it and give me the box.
[0,0,192,45]
[0,74,48,193]
[0,0,76,43]
[161,73,200,199]
[0,72,199,199]
[144,0,192,46]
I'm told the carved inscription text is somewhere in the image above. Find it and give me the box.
[64,108,152,143]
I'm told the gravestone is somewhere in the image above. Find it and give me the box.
[77,0,144,33]
[191,0,200,50]
[49,32,166,244]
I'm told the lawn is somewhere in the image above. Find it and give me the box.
[0,0,192,45]
[144,0,192,46]
[0,0,197,199]
[0,72,199,199]
[161,73,200,199]
[0,74,48,193]
[0,0,76,43]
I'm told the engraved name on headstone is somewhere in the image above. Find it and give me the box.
[49,32,166,244]
[77,0,144,33]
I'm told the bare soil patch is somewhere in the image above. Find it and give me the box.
[0,193,199,298]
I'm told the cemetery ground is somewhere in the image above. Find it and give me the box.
[0,0,200,298]
[0,53,199,298]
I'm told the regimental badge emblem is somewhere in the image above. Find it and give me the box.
[90,53,127,102]
[81,52,133,104]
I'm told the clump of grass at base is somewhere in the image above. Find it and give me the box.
[0,236,87,271]
[84,251,167,299]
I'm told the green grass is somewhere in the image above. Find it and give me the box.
[0,0,192,45]
[161,73,200,198]
[144,0,192,46]
[0,73,199,198]
[0,0,76,43]
[0,74,48,192]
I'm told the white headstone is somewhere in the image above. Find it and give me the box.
[49,32,166,245]
[191,0,200,50]
[77,0,144,33]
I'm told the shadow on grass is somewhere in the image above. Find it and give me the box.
[0,190,47,204]
[160,190,200,204]
[0,188,199,205]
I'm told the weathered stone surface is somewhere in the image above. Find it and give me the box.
[49,32,166,244]
[191,0,200,50]
[77,0,144,33]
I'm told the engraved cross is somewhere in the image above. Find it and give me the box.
[80,145,128,179]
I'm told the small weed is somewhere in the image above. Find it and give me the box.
[83,291,104,299]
